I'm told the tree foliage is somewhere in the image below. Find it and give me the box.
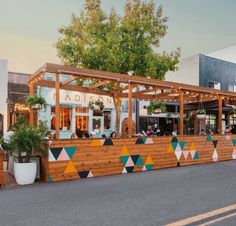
[56,0,180,80]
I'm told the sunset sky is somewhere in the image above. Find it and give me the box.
[1,0,236,73]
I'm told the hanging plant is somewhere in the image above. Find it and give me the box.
[196,109,206,119]
[229,108,236,115]
[26,95,47,110]
[88,99,104,111]
[147,101,166,115]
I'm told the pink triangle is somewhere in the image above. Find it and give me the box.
[175,150,182,161]
[183,151,189,160]
[190,151,196,159]
[122,167,127,174]
[142,165,147,171]
[88,171,93,178]
[57,148,70,161]
[125,156,134,167]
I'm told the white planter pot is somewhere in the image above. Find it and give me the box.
[32,104,42,109]
[197,114,206,119]
[14,162,37,185]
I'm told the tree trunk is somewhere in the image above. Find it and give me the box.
[113,94,122,135]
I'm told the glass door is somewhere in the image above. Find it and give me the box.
[75,107,89,138]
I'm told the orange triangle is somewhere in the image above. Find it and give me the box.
[145,154,154,165]
[64,160,77,174]
[120,146,129,156]
[91,140,102,146]
[167,144,174,153]
[190,142,196,150]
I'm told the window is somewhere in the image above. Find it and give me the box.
[228,85,236,92]
[103,111,111,130]
[51,107,71,130]
[208,82,221,90]
[206,114,216,134]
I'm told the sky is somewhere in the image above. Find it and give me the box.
[0,0,236,74]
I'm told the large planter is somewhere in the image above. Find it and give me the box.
[197,114,206,119]
[32,104,42,109]
[14,162,37,185]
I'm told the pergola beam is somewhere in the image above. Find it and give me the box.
[88,80,112,90]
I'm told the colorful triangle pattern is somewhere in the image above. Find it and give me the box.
[212,149,218,162]
[206,135,212,142]
[64,160,77,174]
[232,148,236,160]
[135,137,153,144]
[49,146,77,161]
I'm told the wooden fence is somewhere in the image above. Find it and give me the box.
[42,134,236,183]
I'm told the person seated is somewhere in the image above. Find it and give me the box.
[199,129,206,135]
[82,132,90,138]
[110,132,117,138]
[102,134,106,138]
[146,126,154,136]
[225,125,232,134]
[45,131,53,140]
[71,133,78,139]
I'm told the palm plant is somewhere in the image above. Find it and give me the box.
[147,101,166,115]
[26,95,47,110]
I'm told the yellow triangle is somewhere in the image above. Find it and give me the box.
[91,140,102,146]
[64,160,77,174]
[190,142,196,150]
[120,146,129,156]
[145,154,154,165]
[167,144,174,153]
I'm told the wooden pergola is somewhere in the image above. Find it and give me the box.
[29,63,236,139]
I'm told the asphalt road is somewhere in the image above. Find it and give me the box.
[1,161,236,226]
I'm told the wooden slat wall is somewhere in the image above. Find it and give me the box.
[42,135,236,183]
[0,147,3,187]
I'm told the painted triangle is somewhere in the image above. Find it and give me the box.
[48,176,53,183]
[179,141,186,150]
[190,143,196,151]
[88,171,93,178]
[135,155,144,166]
[167,144,174,153]
[50,147,63,160]
[91,140,102,146]
[175,143,182,152]
[64,146,77,159]
[193,151,199,160]
[212,140,218,148]
[145,164,154,171]
[131,155,139,164]
[142,137,147,143]
[212,149,218,161]
[64,160,77,174]
[126,166,134,173]
[120,156,129,166]
[120,146,129,156]
[183,151,189,160]
[232,139,236,146]
[100,139,105,145]
[206,135,212,142]
[49,150,56,162]
[177,162,181,167]
[224,135,231,141]
[145,154,154,165]
[103,138,113,146]
[136,137,145,144]
[78,171,90,179]
[122,167,127,174]
[175,150,182,161]
[125,156,134,167]
[57,148,70,161]
[146,138,154,144]
[171,142,178,150]
[171,137,178,143]
[190,151,196,159]
[142,165,147,171]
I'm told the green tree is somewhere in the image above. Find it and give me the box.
[55,0,181,133]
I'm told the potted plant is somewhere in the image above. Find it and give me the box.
[147,101,166,115]
[26,95,47,110]
[229,108,236,118]
[196,109,206,119]
[88,99,105,111]
[9,123,48,185]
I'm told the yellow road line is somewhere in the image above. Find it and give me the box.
[198,212,236,226]
[165,204,236,226]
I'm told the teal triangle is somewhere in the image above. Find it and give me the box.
[171,142,178,150]
[142,137,147,143]
[48,176,53,183]
[120,156,129,166]
[179,141,186,150]
[135,155,144,166]
[145,164,154,171]
[64,146,77,159]
[206,135,212,142]
[193,151,199,159]
[232,139,236,146]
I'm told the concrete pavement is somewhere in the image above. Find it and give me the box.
[1,161,236,226]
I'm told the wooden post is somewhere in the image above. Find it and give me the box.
[179,90,184,136]
[29,84,34,126]
[55,74,60,139]
[128,83,133,137]
[194,112,198,135]
[218,95,222,134]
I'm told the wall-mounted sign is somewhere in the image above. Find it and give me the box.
[14,103,30,112]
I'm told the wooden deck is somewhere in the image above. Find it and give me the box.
[42,135,236,183]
